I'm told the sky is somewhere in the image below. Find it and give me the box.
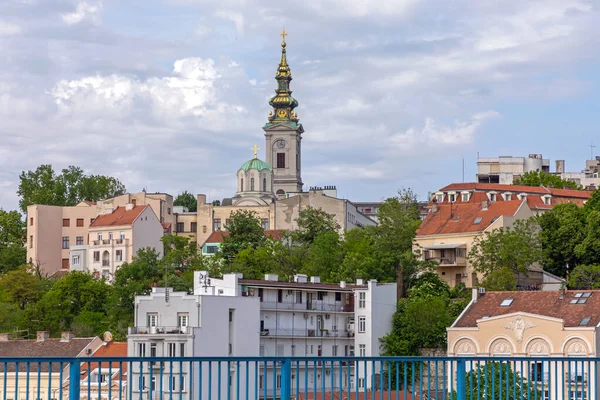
[1,0,600,211]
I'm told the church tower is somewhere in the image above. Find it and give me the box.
[263,29,304,196]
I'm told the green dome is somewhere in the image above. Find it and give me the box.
[239,158,272,173]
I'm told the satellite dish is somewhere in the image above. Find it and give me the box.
[103,331,113,342]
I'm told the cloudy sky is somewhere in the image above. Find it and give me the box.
[1,0,599,210]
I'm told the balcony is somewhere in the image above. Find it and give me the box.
[424,256,467,266]
[260,328,352,338]
[128,326,192,335]
[91,239,129,247]
[260,301,353,313]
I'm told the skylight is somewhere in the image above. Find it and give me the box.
[500,298,514,306]
[580,317,591,326]
[473,217,482,224]
[453,216,460,221]
[570,292,592,304]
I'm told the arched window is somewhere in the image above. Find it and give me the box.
[263,177,267,192]
[251,178,255,191]
[241,178,244,191]
[276,189,285,196]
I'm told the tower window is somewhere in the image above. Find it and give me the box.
[263,177,267,192]
[240,178,244,191]
[251,178,255,191]
[277,153,286,168]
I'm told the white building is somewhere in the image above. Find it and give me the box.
[70,204,164,279]
[194,271,397,395]
[477,154,550,184]
[127,286,260,400]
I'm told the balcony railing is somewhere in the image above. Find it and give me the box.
[260,301,353,313]
[129,326,191,335]
[424,256,467,266]
[91,239,129,246]
[0,356,597,400]
[260,328,353,338]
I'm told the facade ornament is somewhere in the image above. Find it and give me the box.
[527,339,549,354]
[503,315,535,342]
[567,340,586,355]
[491,339,512,354]
[456,339,475,354]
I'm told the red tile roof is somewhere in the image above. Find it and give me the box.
[454,290,600,328]
[416,200,524,236]
[90,206,147,228]
[81,342,128,381]
[0,338,97,372]
[203,229,286,245]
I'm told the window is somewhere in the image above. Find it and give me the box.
[449,193,456,202]
[140,376,146,391]
[571,292,592,304]
[30,217,33,226]
[206,245,218,254]
[240,178,244,191]
[62,236,70,249]
[178,313,189,327]
[176,222,184,232]
[278,289,283,303]
[150,343,157,357]
[180,343,185,357]
[30,235,33,248]
[191,222,197,232]
[62,258,69,269]
[359,344,366,357]
[259,375,264,389]
[317,292,326,301]
[276,374,282,390]
[138,343,146,357]
[93,251,100,262]
[120,231,125,240]
[151,376,156,391]
[500,298,514,306]
[335,292,341,302]
[473,217,482,224]
[251,178,255,191]
[358,292,366,308]
[489,193,497,202]
[213,218,221,231]
[263,177,267,192]
[169,376,176,391]
[76,236,84,245]
[109,232,113,240]
[358,378,365,389]
[62,218,70,227]
[277,153,286,168]
[115,250,122,262]
[296,291,302,304]
[147,313,158,327]
[76,218,84,227]
[261,218,270,230]
[332,345,338,356]
[358,316,366,333]
[180,376,185,392]
[98,232,102,240]
[168,343,176,357]
[72,255,80,265]
[580,317,591,326]
[462,193,470,202]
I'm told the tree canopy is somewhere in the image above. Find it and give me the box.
[173,191,197,212]
[0,210,26,273]
[18,165,126,213]
[514,170,582,190]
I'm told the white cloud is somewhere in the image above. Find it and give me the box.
[215,10,244,34]
[0,21,22,36]
[61,1,103,25]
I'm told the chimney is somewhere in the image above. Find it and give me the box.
[339,281,346,288]
[481,200,489,211]
[356,278,364,285]
[310,276,320,284]
[60,331,74,342]
[472,287,485,302]
[0,333,11,341]
[36,331,50,342]
[197,194,207,205]
[125,203,135,211]
[431,203,438,213]
[556,160,565,174]
[265,274,279,282]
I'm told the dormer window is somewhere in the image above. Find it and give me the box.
[502,192,512,201]
[517,193,528,200]
[436,193,444,203]
[461,192,470,202]
[542,196,551,205]
[489,193,497,202]
[449,193,456,203]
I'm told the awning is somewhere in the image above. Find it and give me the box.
[424,243,466,250]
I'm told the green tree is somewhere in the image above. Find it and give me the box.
[302,231,343,282]
[584,189,600,212]
[481,267,518,291]
[452,361,540,400]
[468,219,542,277]
[18,164,126,213]
[567,264,600,289]
[231,242,280,280]
[294,206,340,244]
[336,227,381,282]
[514,170,582,190]
[0,210,26,273]
[0,267,47,310]
[538,203,586,277]
[174,191,197,212]
[574,211,600,265]
[219,210,266,266]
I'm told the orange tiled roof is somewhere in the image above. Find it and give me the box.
[81,342,128,381]
[454,290,600,328]
[416,200,524,236]
[90,206,147,228]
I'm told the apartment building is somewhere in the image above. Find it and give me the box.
[69,204,164,279]
[27,192,173,276]
[448,289,600,399]
[193,271,397,394]
[477,154,550,184]
[127,286,260,400]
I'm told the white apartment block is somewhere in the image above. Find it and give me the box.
[127,287,260,400]
[193,271,397,395]
[477,154,550,184]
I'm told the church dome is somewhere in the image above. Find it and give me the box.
[239,158,272,173]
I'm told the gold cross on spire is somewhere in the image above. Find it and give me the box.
[280,28,288,43]
[251,144,260,159]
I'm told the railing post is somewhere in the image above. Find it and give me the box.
[280,358,291,400]
[69,360,80,400]
[456,359,466,400]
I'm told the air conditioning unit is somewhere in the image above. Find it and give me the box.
[478,287,486,294]
[325,314,330,320]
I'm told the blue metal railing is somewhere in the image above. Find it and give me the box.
[0,356,597,400]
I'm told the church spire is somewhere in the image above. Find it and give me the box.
[267,29,299,125]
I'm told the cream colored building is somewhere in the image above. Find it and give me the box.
[70,204,164,279]
[477,154,550,184]
[414,199,534,288]
[0,332,104,400]
[27,192,172,276]
[448,289,600,399]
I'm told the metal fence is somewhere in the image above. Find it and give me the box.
[0,356,597,400]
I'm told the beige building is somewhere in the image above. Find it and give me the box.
[448,289,600,399]
[414,199,534,288]
[70,205,164,279]
[27,192,172,276]
[0,332,104,400]
[477,154,550,184]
